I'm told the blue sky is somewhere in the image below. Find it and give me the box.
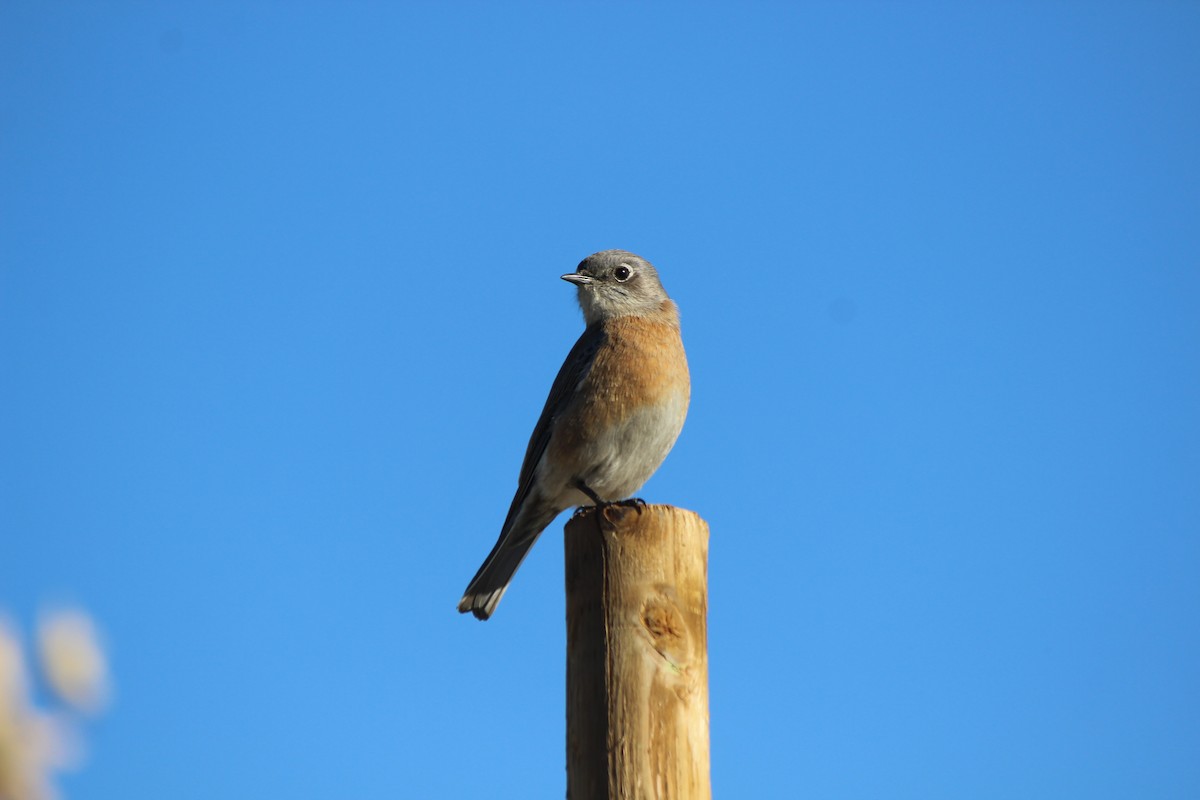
[2,2,1198,797]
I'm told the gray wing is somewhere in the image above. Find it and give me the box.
[501,322,605,537]
[456,323,606,618]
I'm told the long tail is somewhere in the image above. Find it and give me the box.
[458,500,560,620]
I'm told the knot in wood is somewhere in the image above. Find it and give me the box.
[641,596,690,674]
[641,601,684,644]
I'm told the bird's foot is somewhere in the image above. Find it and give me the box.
[572,481,649,526]
[597,497,649,527]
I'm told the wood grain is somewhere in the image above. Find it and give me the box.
[565,504,711,800]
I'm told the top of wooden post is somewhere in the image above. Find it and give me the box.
[564,503,711,800]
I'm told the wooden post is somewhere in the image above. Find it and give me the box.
[564,504,711,800]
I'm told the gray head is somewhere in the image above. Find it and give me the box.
[561,250,671,325]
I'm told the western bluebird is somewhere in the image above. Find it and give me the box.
[457,250,690,620]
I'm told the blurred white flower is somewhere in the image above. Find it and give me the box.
[0,617,55,800]
[36,612,109,715]
[0,610,109,800]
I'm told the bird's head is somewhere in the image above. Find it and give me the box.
[561,250,670,325]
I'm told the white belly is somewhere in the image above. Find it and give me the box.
[570,389,688,501]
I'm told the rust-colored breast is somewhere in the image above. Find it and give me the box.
[549,303,690,468]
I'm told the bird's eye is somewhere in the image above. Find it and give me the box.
[614,265,632,282]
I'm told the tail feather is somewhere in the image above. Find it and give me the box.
[458,504,559,620]
[457,537,537,620]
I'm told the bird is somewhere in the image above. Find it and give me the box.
[457,249,690,620]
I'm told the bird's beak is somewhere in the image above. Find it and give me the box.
[561,273,594,286]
